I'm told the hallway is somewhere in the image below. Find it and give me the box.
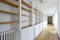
[0,0,60,40]
[35,24,59,40]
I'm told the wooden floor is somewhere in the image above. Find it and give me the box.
[35,24,59,40]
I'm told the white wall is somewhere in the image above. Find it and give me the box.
[52,0,60,38]
[52,10,60,38]
[52,10,58,31]
[57,0,60,38]
[57,12,60,37]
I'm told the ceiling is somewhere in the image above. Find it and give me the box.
[33,0,58,16]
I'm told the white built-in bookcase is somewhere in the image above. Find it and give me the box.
[0,0,20,40]
[0,0,44,40]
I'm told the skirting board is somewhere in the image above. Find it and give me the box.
[57,33,60,40]
[34,28,46,40]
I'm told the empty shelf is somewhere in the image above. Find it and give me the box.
[22,0,32,8]
[0,10,18,15]
[0,21,19,24]
[21,6,32,12]
[0,0,19,8]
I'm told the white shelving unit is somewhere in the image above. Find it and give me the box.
[0,0,45,40]
[0,0,20,40]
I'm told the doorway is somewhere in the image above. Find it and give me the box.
[48,16,52,24]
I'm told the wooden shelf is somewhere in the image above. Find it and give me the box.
[21,14,31,17]
[22,0,32,8]
[33,11,37,14]
[21,23,38,29]
[33,8,38,12]
[21,25,32,29]
[21,20,29,22]
[0,21,19,24]
[0,10,18,15]
[0,0,19,8]
[21,20,32,22]
[21,6,32,12]
[22,23,38,29]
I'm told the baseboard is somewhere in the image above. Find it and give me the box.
[34,28,46,40]
[34,30,43,40]
[57,33,60,40]
[34,24,48,40]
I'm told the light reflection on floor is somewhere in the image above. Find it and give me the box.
[35,24,59,40]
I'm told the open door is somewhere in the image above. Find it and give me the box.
[48,16,52,24]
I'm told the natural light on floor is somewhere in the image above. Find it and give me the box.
[35,24,59,40]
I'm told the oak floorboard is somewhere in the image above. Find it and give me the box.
[35,24,59,40]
